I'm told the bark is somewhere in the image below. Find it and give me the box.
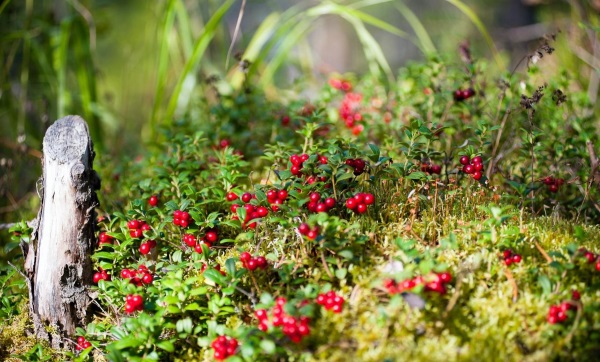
[21,115,100,349]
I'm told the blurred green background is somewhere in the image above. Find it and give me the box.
[0,0,598,229]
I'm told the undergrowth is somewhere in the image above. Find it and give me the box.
[4,39,600,361]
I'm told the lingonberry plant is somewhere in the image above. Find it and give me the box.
[3,34,600,362]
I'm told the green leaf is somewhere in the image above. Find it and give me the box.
[407,172,426,180]
[538,275,552,295]
[176,317,193,334]
[335,268,347,279]
[204,269,227,286]
[157,340,175,352]
[260,339,276,354]
[338,250,354,260]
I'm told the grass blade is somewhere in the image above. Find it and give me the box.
[150,0,177,139]
[163,0,235,130]
[445,0,504,69]
[395,1,437,55]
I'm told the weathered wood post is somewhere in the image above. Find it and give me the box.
[22,115,100,349]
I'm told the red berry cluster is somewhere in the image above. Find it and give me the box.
[316,291,345,313]
[577,248,600,271]
[76,336,91,351]
[239,251,268,271]
[345,192,375,214]
[329,77,352,92]
[266,188,288,212]
[183,229,218,253]
[121,265,154,286]
[384,272,453,295]
[173,210,191,228]
[124,294,144,314]
[98,231,114,246]
[298,223,319,240]
[211,335,238,361]
[254,297,311,343]
[502,249,522,266]
[289,153,310,176]
[421,162,442,175]
[547,299,578,325]
[345,158,366,175]
[127,219,150,238]
[148,195,159,207]
[93,268,111,283]
[460,155,484,180]
[306,192,336,213]
[542,176,565,193]
[230,197,268,229]
[453,87,476,101]
[339,92,364,135]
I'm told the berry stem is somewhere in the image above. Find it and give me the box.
[320,249,333,279]
[534,241,553,263]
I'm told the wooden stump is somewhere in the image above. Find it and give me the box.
[21,115,100,349]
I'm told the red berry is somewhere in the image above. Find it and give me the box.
[127,220,140,230]
[463,164,474,174]
[241,192,252,203]
[240,252,251,263]
[324,197,336,209]
[226,192,238,201]
[512,254,522,263]
[459,155,470,165]
[256,256,267,269]
[353,193,365,204]
[363,193,375,205]
[278,190,288,201]
[572,290,581,301]
[142,273,153,284]
[139,242,151,255]
[131,229,143,238]
[256,206,269,217]
[124,302,136,314]
[290,165,302,176]
[298,223,310,235]
[472,171,482,180]
[121,269,132,279]
[148,195,158,207]
[93,272,102,284]
[346,198,358,210]
[471,156,483,164]
[438,272,452,283]
[316,203,328,213]
[473,162,484,171]
[290,155,302,166]
[503,250,512,259]
[306,230,318,240]
[548,184,559,193]
[356,203,368,214]
[430,164,442,174]
[247,259,258,271]
[179,219,189,228]
[309,192,321,202]
[205,231,218,243]
[595,260,600,272]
